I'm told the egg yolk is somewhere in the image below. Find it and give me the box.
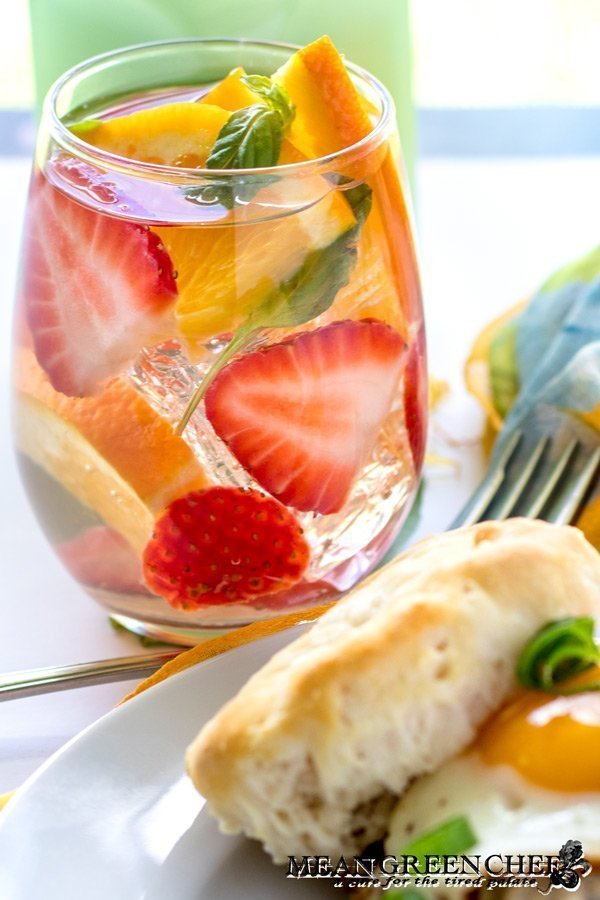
[477,674,600,793]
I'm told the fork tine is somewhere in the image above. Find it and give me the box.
[516,438,579,519]
[450,429,522,528]
[543,444,600,525]
[485,435,549,521]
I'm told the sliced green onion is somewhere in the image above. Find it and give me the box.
[517,617,600,694]
[385,818,477,899]
[401,815,477,861]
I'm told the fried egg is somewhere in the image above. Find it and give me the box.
[386,686,600,861]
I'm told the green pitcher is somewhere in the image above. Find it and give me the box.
[28,0,415,182]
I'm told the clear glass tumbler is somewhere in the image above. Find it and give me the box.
[13,39,426,643]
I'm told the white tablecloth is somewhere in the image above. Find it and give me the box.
[1,153,599,792]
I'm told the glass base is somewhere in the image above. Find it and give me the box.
[110,613,229,647]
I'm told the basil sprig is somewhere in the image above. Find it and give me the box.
[207,76,294,170]
[517,617,600,694]
[186,76,295,209]
[206,104,285,170]
[176,183,372,434]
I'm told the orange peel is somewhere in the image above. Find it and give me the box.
[120,603,333,703]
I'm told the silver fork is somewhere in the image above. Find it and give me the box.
[2,430,599,702]
[452,428,600,528]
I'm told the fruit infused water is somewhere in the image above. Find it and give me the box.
[13,37,426,638]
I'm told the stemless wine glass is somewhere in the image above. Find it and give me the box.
[12,39,426,644]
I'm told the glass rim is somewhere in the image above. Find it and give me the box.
[45,36,395,182]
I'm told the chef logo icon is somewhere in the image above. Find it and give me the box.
[538,841,592,894]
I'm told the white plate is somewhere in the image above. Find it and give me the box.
[0,625,332,899]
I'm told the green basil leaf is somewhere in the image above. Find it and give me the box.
[176,183,372,434]
[248,182,371,332]
[206,104,284,170]
[517,617,600,693]
[184,74,293,209]
[343,181,373,227]
[244,218,362,332]
[186,101,286,208]
[241,75,295,126]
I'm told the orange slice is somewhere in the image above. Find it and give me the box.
[270,37,413,333]
[275,37,422,332]
[203,60,378,146]
[155,176,356,347]
[273,35,374,160]
[201,67,259,111]
[320,198,407,335]
[77,102,230,167]
[14,348,207,550]
[159,59,361,346]
[199,67,311,166]
[196,50,404,335]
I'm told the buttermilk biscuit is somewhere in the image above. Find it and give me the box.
[186,519,600,862]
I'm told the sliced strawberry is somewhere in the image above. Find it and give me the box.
[404,329,428,470]
[22,171,177,396]
[205,319,406,515]
[142,486,309,609]
[56,526,149,594]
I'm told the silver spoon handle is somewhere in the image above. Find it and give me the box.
[0,650,183,701]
